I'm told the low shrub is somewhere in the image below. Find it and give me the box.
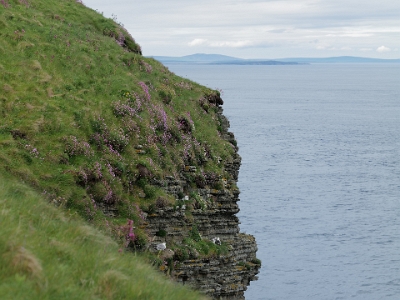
[189,225,201,242]
[155,229,167,237]
[173,248,189,262]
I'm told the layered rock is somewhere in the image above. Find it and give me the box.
[142,108,260,299]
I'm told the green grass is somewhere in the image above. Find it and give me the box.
[0,0,235,232]
[0,0,237,297]
[0,173,207,299]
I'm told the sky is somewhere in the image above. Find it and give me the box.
[82,0,400,59]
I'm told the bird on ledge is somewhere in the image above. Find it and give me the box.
[211,237,221,245]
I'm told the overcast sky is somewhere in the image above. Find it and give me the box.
[83,0,399,59]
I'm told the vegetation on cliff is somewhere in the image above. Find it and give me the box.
[0,173,207,299]
[0,0,240,298]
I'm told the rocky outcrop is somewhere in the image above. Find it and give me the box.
[171,234,259,299]
[141,108,260,299]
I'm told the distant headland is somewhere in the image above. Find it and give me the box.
[151,53,400,65]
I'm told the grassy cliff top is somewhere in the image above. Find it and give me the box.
[0,0,236,298]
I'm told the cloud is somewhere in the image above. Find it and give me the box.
[209,40,255,48]
[83,0,400,58]
[267,29,289,34]
[188,39,207,46]
[376,45,391,52]
[188,39,255,48]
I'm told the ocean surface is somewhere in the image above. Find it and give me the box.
[165,63,400,300]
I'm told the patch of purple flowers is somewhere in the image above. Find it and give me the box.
[138,81,151,101]
[64,136,93,157]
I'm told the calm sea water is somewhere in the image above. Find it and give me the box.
[165,63,400,300]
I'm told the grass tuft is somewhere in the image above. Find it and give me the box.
[4,245,43,280]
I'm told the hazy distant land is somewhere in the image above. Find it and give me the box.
[152,53,400,65]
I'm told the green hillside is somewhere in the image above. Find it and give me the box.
[0,0,235,298]
[0,173,206,299]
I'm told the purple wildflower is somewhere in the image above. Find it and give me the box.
[138,82,151,101]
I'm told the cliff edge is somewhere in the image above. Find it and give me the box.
[0,0,259,298]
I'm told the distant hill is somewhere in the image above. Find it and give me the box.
[152,54,400,65]
[152,53,300,65]
[154,53,242,63]
[275,56,400,64]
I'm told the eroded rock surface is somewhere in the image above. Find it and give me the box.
[143,108,260,299]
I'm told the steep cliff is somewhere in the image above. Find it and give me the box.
[146,109,260,298]
[0,0,259,298]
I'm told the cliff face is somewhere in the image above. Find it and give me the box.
[144,108,260,299]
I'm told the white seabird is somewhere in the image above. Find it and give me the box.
[211,237,221,245]
[155,242,166,251]
[155,242,167,258]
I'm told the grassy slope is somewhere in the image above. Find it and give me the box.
[0,0,232,231]
[0,173,206,299]
[0,0,235,298]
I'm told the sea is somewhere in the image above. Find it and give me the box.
[165,63,400,300]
